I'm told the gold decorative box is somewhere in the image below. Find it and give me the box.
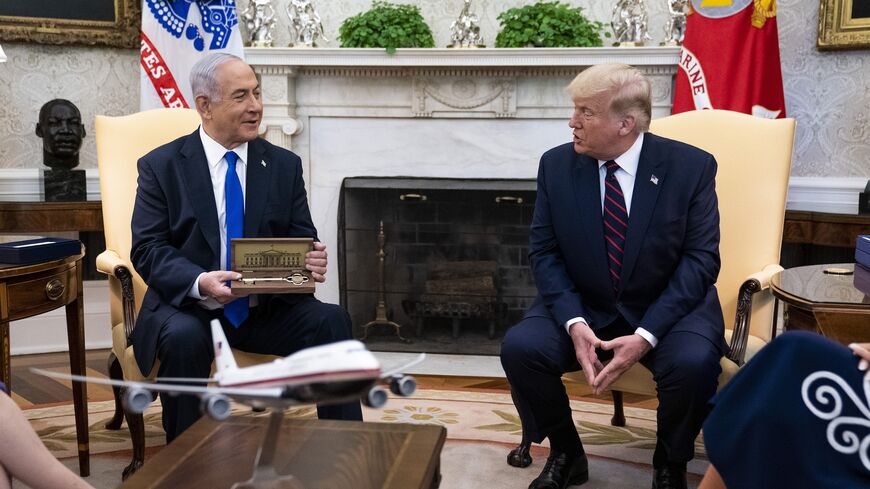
[230,238,315,294]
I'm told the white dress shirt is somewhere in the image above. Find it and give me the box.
[564,133,659,348]
[188,126,248,308]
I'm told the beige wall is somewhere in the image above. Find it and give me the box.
[0,0,866,178]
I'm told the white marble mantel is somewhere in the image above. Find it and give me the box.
[245,47,679,306]
[245,46,682,67]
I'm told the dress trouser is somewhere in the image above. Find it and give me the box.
[500,313,722,466]
[156,295,363,442]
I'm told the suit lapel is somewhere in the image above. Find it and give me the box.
[621,134,668,288]
[243,139,270,238]
[572,153,611,288]
[179,131,221,262]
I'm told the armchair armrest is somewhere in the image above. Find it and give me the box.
[96,249,138,344]
[727,264,784,366]
[96,249,127,277]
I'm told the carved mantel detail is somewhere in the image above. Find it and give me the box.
[412,77,517,118]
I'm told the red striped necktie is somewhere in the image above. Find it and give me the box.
[603,160,628,294]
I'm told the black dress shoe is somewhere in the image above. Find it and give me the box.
[651,465,687,489]
[528,451,589,489]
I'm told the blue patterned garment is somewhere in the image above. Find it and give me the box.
[704,331,870,487]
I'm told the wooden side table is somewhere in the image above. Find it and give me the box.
[0,249,89,476]
[771,263,870,345]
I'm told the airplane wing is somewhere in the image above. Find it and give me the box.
[380,352,426,379]
[32,368,284,399]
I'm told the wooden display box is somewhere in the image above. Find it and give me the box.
[230,238,315,294]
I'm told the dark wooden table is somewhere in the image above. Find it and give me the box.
[782,210,870,267]
[120,417,446,489]
[771,263,870,345]
[0,201,103,232]
[0,249,89,476]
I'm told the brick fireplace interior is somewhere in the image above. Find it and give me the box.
[339,177,538,355]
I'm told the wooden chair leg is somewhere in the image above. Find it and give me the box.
[611,390,626,427]
[506,388,533,468]
[121,392,146,480]
[105,352,125,430]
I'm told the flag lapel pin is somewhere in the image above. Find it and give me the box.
[650,175,659,185]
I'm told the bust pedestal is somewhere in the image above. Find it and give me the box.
[43,169,86,202]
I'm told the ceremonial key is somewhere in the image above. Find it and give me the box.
[238,272,310,286]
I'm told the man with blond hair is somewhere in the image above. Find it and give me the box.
[501,63,724,489]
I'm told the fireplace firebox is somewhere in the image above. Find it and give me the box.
[338,177,538,355]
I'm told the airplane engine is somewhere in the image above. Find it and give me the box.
[123,387,152,414]
[200,394,232,421]
[363,386,388,408]
[389,376,417,397]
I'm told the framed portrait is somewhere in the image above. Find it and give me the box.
[818,0,870,50]
[0,0,140,49]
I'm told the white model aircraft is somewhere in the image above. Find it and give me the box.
[34,319,424,421]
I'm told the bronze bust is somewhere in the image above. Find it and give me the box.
[35,99,86,170]
[36,99,87,201]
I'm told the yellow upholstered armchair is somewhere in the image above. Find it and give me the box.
[95,109,277,478]
[508,109,796,465]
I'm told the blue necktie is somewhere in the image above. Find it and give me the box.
[603,160,629,295]
[223,151,249,327]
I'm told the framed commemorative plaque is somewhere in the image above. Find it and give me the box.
[230,238,315,294]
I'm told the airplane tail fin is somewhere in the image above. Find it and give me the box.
[211,319,238,375]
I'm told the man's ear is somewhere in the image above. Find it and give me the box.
[618,114,637,136]
[194,96,211,119]
[35,123,43,137]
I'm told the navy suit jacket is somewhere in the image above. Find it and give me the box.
[130,130,317,376]
[527,133,725,347]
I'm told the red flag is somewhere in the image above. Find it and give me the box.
[672,0,785,118]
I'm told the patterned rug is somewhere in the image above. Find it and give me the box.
[24,388,708,487]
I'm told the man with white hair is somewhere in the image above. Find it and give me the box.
[501,63,725,489]
[130,53,361,442]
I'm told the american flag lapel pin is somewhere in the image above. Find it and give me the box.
[650,174,659,185]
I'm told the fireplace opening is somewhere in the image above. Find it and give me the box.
[338,177,537,356]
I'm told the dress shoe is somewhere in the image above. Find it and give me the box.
[651,465,687,489]
[528,451,589,489]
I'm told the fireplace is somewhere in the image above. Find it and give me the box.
[339,177,537,355]
[242,49,678,359]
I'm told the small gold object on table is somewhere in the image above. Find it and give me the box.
[230,238,315,294]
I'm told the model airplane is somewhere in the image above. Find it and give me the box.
[34,319,424,421]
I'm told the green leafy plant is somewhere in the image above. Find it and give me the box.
[495,1,608,48]
[339,1,435,53]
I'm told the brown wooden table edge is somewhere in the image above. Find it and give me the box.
[120,418,447,489]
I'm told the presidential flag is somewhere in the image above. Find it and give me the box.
[672,0,785,118]
[140,0,245,110]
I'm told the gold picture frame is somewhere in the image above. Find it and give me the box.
[818,0,870,50]
[0,0,140,49]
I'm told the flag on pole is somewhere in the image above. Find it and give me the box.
[672,0,785,119]
[140,0,245,111]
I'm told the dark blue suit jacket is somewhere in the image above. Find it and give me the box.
[130,130,317,376]
[527,133,725,347]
